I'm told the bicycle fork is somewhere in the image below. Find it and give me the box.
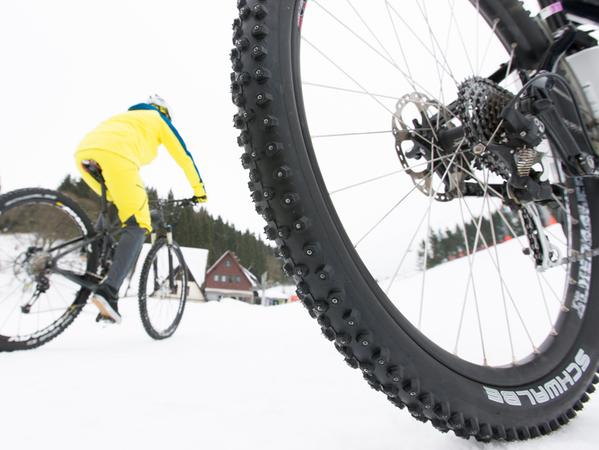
[150,230,177,295]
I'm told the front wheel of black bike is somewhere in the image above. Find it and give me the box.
[138,238,188,340]
[0,188,98,351]
[231,0,599,441]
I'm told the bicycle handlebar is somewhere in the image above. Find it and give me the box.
[151,197,195,207]
[150,197,194,206]
[149,198,195,230]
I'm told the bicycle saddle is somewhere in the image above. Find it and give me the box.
[81,159,105,184]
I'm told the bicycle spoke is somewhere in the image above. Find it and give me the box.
[447,0,476,74]
[478,18,500,72]
[453,159,506,200]
[457,188,539,356]
[312,130,393,139]
[345,0,397,65]
[418,140,438,330]
[354,183,422,248]
[0,286,23,332]
[0,284,24,307]
[486,190,516,363]
[536,271,559,335]
[385,1,415,84]
[312,0,400,73]
[302,37,395,117]
[416,126,467,330]
[539,271,568,308]
[475,0,481,74]
[295,0,577,369]
[304,81,401,100]
[385,207,432,295]
[386,1,458,84]
[505,44,516,79]
[329,150,472,195]
[552,193,579,225]
[313,0,452,102]
[0,193,92,346]
[416,0,460,87]
[545,226,568,247]
[453,176,490,363]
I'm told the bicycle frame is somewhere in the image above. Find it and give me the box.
[148,198,192,293]
[45,176,125,293]
[48,220,124,292]
[462,0,599,183]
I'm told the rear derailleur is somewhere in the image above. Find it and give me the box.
[392,76,599,270]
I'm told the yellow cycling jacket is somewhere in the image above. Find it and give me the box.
[77,104,206,197]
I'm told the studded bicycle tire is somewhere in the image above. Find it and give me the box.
[138,238,188,340]
[230,0,599,441]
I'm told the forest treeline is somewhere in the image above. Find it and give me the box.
[58,175,284,283]
[417,207,556,269]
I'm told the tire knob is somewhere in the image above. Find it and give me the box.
[293,217,311,232]
[316,264,333,281]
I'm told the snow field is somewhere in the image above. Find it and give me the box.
[1,299,598,450]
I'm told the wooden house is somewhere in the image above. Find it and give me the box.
[204,250,258,303]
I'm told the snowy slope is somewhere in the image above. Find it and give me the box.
[1,1,598,448]
[1,299,598,450]
[385,225,568,367]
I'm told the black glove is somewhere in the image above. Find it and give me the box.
[192,195,208,204]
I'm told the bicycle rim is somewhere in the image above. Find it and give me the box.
[231,0,599,439]
[138,239,187,339]
[292,0,594,372]
[0,189,95,349]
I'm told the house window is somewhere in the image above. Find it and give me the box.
[234,276,241,283]
[213,275,219,282]
[221,275,228,282]
[225,260,232,268]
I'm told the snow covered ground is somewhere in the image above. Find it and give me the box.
[1,298,598,450]
[385,225,568,367]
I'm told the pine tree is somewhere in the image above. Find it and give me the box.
[416,205,529,270]
[57,176,284,282]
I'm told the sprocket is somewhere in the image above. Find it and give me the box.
[457,77,515,178]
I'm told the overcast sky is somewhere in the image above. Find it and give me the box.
[0,1,268,235]
[0,0,544,242]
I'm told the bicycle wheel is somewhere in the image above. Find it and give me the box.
[0,188,98,351]
[231,0,599,441]
[138,238,188,340]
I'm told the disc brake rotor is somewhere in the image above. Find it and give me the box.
[392,92,465,201]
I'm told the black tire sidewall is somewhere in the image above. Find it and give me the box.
[233,0,599,437]
[138,238,187,340]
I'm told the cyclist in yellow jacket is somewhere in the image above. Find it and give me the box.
[75,95,207,323]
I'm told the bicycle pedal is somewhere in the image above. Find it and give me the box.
[95,312,118,326]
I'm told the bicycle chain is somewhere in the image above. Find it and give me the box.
[520,208,545,266]
[521,207,599,267]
